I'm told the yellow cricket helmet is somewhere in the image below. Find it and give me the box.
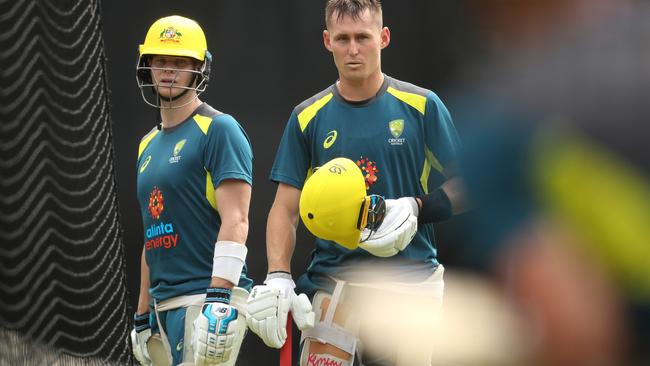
[136,15,212,108]
[300,158,385,249]
[139,15,208,61]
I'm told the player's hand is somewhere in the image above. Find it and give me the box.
[246,274,315,348]
[130,312,152,366]
[359,197,418,257]
[192,288,242,365]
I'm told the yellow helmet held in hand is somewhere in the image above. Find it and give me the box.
[300,158,385,249]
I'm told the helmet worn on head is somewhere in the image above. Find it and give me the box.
[136,15,212,108]
[139,15,207,61]
[300,158,385,249]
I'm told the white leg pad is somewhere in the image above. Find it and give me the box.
[299,289,358,365]
[147,333,171,366]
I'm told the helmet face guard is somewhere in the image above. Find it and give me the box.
[136,15,211,109]
[135,51,211,109]
[359,194,386,243]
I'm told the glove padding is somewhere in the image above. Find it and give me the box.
[192,288,242,366]
[246,275,315,348]
[359,197,419,257]
[130,312,152,366]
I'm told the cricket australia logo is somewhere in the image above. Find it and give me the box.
[388,119,406,146]
[159,27,182,43]
[169,139,186,164]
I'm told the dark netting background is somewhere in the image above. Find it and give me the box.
[0,0,132,364]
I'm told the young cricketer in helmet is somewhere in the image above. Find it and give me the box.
[131,15,253,366]
[136,15,211,110]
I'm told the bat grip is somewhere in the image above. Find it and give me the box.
[280,312,292,366]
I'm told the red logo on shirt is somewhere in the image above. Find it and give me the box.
[356,157,379,190]
[148,187,165,219]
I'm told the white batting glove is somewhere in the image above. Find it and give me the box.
[130,312,152,366]
[246,272,315,348]
[192,288,242,365]
[359,197,419,257]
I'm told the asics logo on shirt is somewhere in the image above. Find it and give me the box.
[140,155,152,173]
[323,130,338,149]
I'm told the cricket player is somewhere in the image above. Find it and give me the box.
[130,15,253,366]
[246,1,466,365]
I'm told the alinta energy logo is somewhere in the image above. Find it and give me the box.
[148,187,164,219]
[146,187,179,250]
[356,157,379,190]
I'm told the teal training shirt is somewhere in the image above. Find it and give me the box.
[270,76,461,295]
[136,104,253,301]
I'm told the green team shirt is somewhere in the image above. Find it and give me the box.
[270,76,461,295]
[136,104,253,301]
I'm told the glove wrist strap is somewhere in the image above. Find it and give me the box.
[264,273,296,291]
[265,271,292,282]
[133,312,150,331]
[206,287,232,304]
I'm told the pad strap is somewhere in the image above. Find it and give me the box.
[301,323,358,355]
[212,241,247,285]
[302,280,357,355]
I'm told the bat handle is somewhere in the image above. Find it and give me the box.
[280,312,293,366]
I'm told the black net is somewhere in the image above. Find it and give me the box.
[0,0,132,364]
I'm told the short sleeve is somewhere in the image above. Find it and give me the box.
[424,91,461,169]
[203,114,253,187]
[269,111,311,189]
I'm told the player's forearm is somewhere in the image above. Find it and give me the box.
[413,176,468,224]
[211,181,250,288]
[266,202,298,273]
[441,176,469,215]
[137,247,151,315]
[214,181,251,245]
[212,213,248,290]
[217,217,249,246]
[212,216,248,289]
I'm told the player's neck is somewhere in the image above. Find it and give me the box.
[159,97,202,129]
[337,71,384,102]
